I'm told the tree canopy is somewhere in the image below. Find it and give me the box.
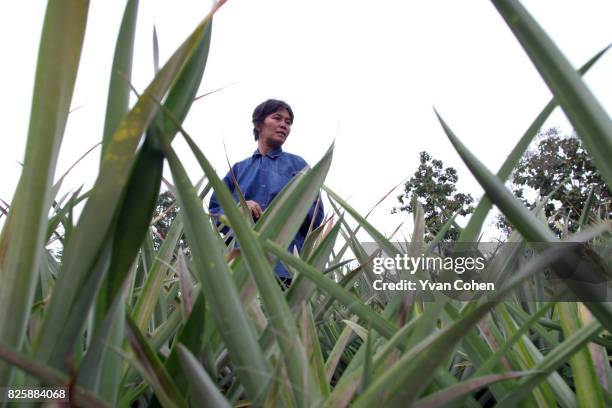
[499,127,610,236]
[152,190,180,250]
[393,151,474,241]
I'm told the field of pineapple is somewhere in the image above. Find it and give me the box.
[0,1,610,407]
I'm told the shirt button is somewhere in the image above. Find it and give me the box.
[262,184,266,188]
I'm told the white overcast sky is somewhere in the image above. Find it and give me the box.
[1,0,611,241]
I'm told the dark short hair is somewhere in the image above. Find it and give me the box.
[252,99,294,141]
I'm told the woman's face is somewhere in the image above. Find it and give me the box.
[257,108,292,148]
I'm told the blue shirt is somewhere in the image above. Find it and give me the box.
[209,147,324,278]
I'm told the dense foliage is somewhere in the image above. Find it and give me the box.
[152,191,180,250]
[497,128,610,236]
[394,151,474,241]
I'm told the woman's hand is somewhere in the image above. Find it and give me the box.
[245,200,263,219]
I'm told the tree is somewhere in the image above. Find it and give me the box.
[498,128,610,236]
[393,151,474,242]
[152,190,180,251]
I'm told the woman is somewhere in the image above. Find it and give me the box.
[209,99,324,285]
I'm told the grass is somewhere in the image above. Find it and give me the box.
[0,0,610,406]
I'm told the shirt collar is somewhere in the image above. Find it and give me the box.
[252,146,283,159]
